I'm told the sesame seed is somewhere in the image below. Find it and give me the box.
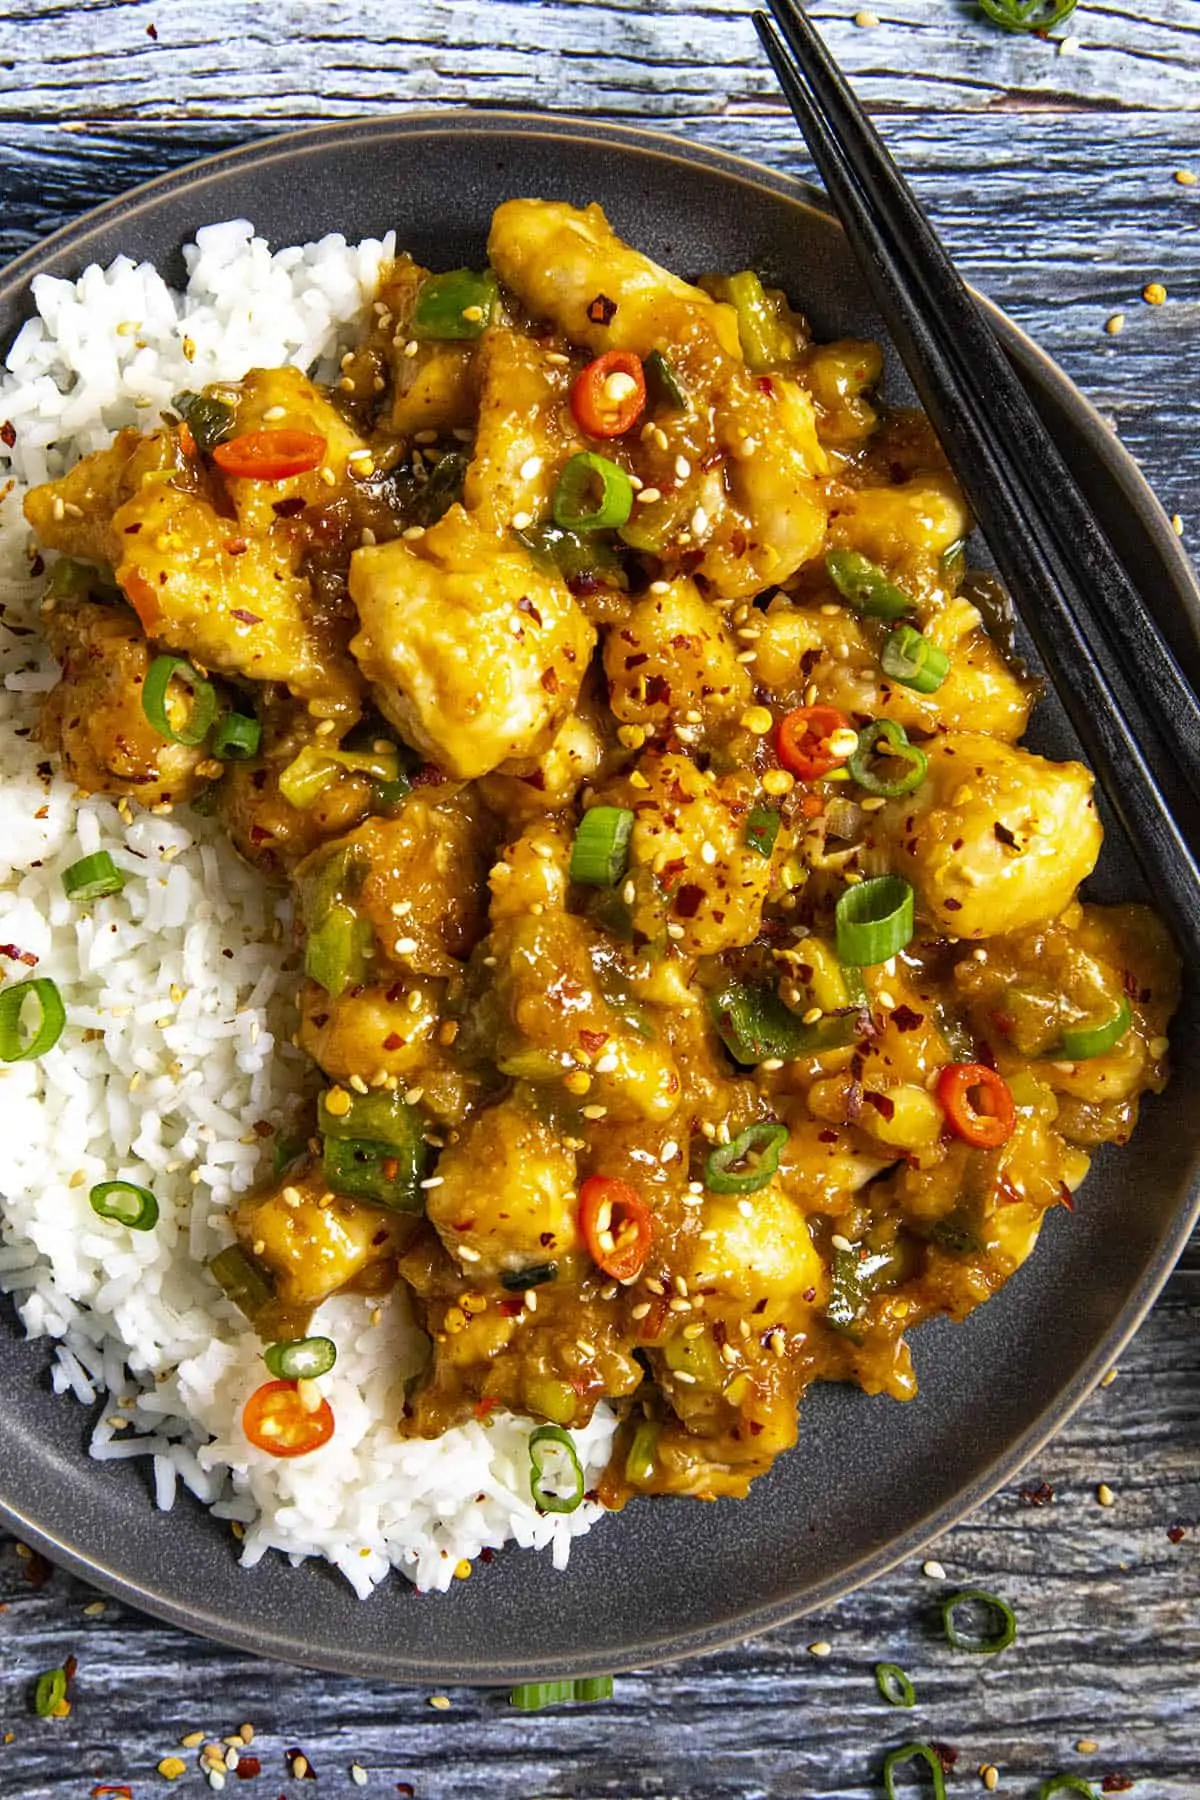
[630,1301,652,1320]
[351,1763,369,1787]
[1171,514,1184,537]
[854,8,880,24]
[1105,313,1126,336]
[802,1006,824,1026]
[738,435,758,457]
[461,304,484,323]
[981,1765,999,1791]
[674,454,692,479]
[402,524,426,540]
[158,1758,188,1781]
[1097,1482,1116,1506]
[768,1328,786,1357]
[666,922,686,940]
[638,486,663,505]
[1143,282,1167,305]
[419,1175,444,1190]
[691,505,709,536]
[759,1057,784,1072]
[348,1073,370,1095]
[807,1640,832,1657]
[1175,169,1198,186]
[738,1198,754,1219]
[820,601,841,617]
[649,578,671,594]
[673,1368,697,1384]
[1100,1367,1119,1387]
[740,705,774,735]
[922,1559,947,1579]
[429,1694,452,1710]
[511,510,533,530]
[581,1103,608,1119]
[762,769,794,796]
[393,936,418,956]
[1076,1740,1099,1755]
[594,1052,619,1074]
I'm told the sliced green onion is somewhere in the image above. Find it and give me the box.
[142,654,217,747]
[745,804,781,858]
[514,521,628,590]
[500,1262,558,1292]
[411,268,498,340]
[703,1122,788,1194]
[881,624,951,695]
[304,903,373,999]
[1037,1780,1097,1800]
[570,805,634,886]
[826,550,914,620]
[264,1336,337,1380]
[941,1587,1017,1654]
[510,1675,613,1711]
[848,720,928,798]
[0,977,65,1062]
[709,981,864,1066]
[34,1667,67,1718]
[624,1417,660,1485]
[212,711,261,761]
[552,451,633,533]
[280,742,402,811]
[979,0,1078,34]
[89,1180,158,1231]
[172,389,235,454]
[1058,996,1132,1061]
[836,875,914,966]
[62,850,124,903]
[47,557,102,602]
[722,270,796,371]
[528,1423,585,1514]
[875,1662,916,1708]
[883,1743,947,1800]
[209,1243,275,1324]
[643,348,689,410]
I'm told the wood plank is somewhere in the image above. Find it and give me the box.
[0,0,1196,122]
[1,1282,1195,1797]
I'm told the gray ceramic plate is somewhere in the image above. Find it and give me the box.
[0,114,1197,1684]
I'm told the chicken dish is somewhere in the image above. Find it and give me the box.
[21,200,1179,1508]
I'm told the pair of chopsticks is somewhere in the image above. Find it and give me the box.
[753,0,1200,965]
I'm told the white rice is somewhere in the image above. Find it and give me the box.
[0,222,615,1595]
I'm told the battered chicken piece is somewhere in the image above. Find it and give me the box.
[348,507,595,779]
[423,1093,581,1278]
[487,198,828,598]
[462,327,575,534]
[864,733,1103,938]
[297,979,441,1082]
[375,254,480,436]
[234,1163,404,1317]
[38,599,209,806]
[603,577,752,738]
[755,592,1034,742]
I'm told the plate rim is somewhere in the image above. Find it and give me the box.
[0,108,1197,1681]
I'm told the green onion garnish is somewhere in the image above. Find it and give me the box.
[874,1662,916,1708]
[835,875,914,967]
[411,268,498,340]
[89,1180,158,1231]
[264,1336,337,1380]
[304,903,373,999]
[34,1666,67,1718]
[709,981,864,1066]
[703,1121,788,1195]
[826,550,914,620]
[725,270,788,371]
[500,1262,558,1292]
[881,624,950,695]
[1037,1779,1098,1800]
[212,711,261,761]
[0,977,65,1062]
[745,804,781,858]
[142,654,217,747]
[172,389,235,454]
[553,451,634,533]
[47,558,99,602]
[570,805,634,887]
[209,1243,275,1325]
[322,1136,427,1214]
[510,1675,613,1710]
[643,348,689,411]
[1058,996,1132,1061]
[941,1587,1017,1654]
[848,720,928,798]
[624,1417,660,1485]
[883,1743,946,1800]
[528,1423,585,1514]
[978,0,1077,34]
[515,520,628,590]
[279,742,402,811]
[61,850,124,903]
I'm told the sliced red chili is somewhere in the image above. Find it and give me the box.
[579,1174,653,1281]
[213,429,326,481]
[242,1378,334,1458]
[776,704,854,780]
[937,1062,1016,1149]
[570,350,646,438]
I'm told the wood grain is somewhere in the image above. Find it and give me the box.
[0,1,1198,1792]
[0,0,1197,119]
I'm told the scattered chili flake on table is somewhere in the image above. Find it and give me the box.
[1020,1480,1055,1507]
[1167,1523,1188,1543]
[1101,1776,1134,1793]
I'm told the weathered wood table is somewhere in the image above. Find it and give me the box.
[1,2,1197,1794]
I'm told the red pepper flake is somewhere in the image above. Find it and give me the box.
[539,667,560,694]
[517,596,543,627]
[756,376,775,395]
[1058,1181,1075,1213]
[497,1298,523,1317]
[644,672,671,707]
[1167,1523,1187,1544]
[586,294,617,326]
[92,1789,134,1798]
[230,607,261,624]
[29,553,45,577]
[409,763,445,788]
[396,1787,416,1798]
[0,944,37,967]
[235,1757,261,1779]
[930,1744,959,1774]
[943,896,963,912]
[146,20,158,36]
[252,1119,274,1138]
[382,1032,405,1051]
[891,1004,924,1033]
[21,1547,53,1587]
[0,421,15,449]
[1100,1778,1134,1793]
[272,495,307,518]
[473,1396,499,1421]
[578,1029,609,1055]
[864,1090,896,1121]
[673,883,705,919]
[1019,1480,1055,1507]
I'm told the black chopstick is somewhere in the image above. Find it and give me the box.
[757,0,1200,808]
[752,4,1200,963]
